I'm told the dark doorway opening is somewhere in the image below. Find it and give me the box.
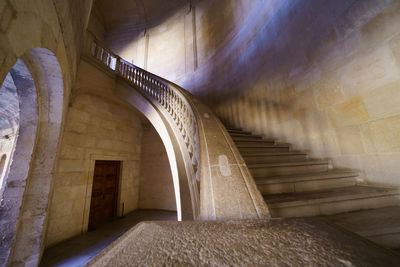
[89,160,121,231]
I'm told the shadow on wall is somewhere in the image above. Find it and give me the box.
[187,0,354,105]
[95,0,191,55]
[213,1,400,188]
[138,122,177,212]
[191,0,245,102]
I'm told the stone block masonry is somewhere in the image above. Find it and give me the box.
[46,61,144,247]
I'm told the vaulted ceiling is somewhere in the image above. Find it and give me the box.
[93,0,190,32]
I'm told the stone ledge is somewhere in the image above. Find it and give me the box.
[87,218,400,266]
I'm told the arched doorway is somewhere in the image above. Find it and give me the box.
[0,71,20,199]
[0,48,64,266]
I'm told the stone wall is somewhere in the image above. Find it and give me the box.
[45,60,143,247]
[106,9,187,82]
[139,124,176,211]
[0,0,94,264]
[0,0,93,92]
[102,0,400,187]
[214,0,400,187]
[101,0,261,92]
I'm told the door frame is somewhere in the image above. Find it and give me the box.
[82,153,130,233]
[88,160,121,230]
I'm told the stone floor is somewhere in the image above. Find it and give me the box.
[40,208,400,266]
[86,218,400,266]
[39,209,177,267]
[326,206,400,252]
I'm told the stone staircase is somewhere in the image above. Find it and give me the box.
[227,126,400,251]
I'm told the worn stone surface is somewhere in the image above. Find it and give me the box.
[326,206,400,250]
[88,218,400,266]
[40,210,177,267]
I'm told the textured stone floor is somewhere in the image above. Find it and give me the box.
[326,206,400,251]
[39,210,177,267]
[87,218,400,266]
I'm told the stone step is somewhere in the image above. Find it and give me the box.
[238,143,291,153]
[255,170,359,194]
[225,126,243,130]
[242,151,308,164]
[234,139,276,147]
[231,135,272,142]
[225,123,400,252]
[264,185,400,218]
[229,132,263,138]
[226,128,251,135]
[248,160,330,178]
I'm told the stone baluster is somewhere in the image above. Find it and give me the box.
[121,62,125,78]
[101,50,105,64]
[107,54,111,68]
[87,40,202,189]
[123,63,126,78]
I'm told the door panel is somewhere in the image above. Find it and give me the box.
[89,160,120,230]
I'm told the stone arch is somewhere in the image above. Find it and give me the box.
[0,71,20,199]
[0,48,64,266]
[115,79,197,221]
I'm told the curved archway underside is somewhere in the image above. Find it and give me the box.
[0,48,64,266]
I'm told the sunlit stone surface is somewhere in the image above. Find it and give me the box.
[88,218,400,266]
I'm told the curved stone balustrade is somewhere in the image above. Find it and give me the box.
[117,60,201,182]
[84,31,270,220]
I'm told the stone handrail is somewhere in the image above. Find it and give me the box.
[84,31,270,220]
[88,34,199,169]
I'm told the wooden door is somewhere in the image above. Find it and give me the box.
[88,160,120,230]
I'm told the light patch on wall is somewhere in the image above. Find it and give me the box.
[143,104,182,220]
[218,155,231,176]
[0,154,6,188]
